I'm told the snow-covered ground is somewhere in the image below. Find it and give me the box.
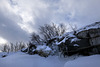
[0,52,100,67]
[0,52,66,67]
[64,55,100,67]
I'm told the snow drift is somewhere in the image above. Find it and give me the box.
[64,55,100,67]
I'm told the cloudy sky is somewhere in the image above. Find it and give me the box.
[0,0,100,44]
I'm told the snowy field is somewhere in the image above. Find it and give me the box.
[0,52,100,67]
[64,55,100,67]
[0,52,66,67]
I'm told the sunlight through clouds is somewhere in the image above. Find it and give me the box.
[0,37,8,44]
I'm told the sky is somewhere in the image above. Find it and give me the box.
[0,0,100,44]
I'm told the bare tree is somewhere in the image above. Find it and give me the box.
[39,23,66,40]
[15,42,19,52]
[10,42,14,52]
[69,23,77,35]
[39,24,52,40]
[1,44,10,53]
[18,41,26,50]
[1,42,26,52]
[30,32,42,44]
[58,23,66,36]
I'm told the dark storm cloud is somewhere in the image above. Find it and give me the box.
[0,9,30,43]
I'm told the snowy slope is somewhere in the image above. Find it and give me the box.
[0,52,100,67]
[0,52,66,67]
[64,55,100,67]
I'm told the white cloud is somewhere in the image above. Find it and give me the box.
[10,0,49,33]
[57,0,100,27]
[0,0,100,43]
[8,0,100,29]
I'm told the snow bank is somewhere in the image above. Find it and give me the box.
[0,52,66,67]
[0,52,100,67]
[64,55,100,67]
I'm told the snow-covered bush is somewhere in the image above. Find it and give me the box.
[36,45,52,57]
[22,42,52,57]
